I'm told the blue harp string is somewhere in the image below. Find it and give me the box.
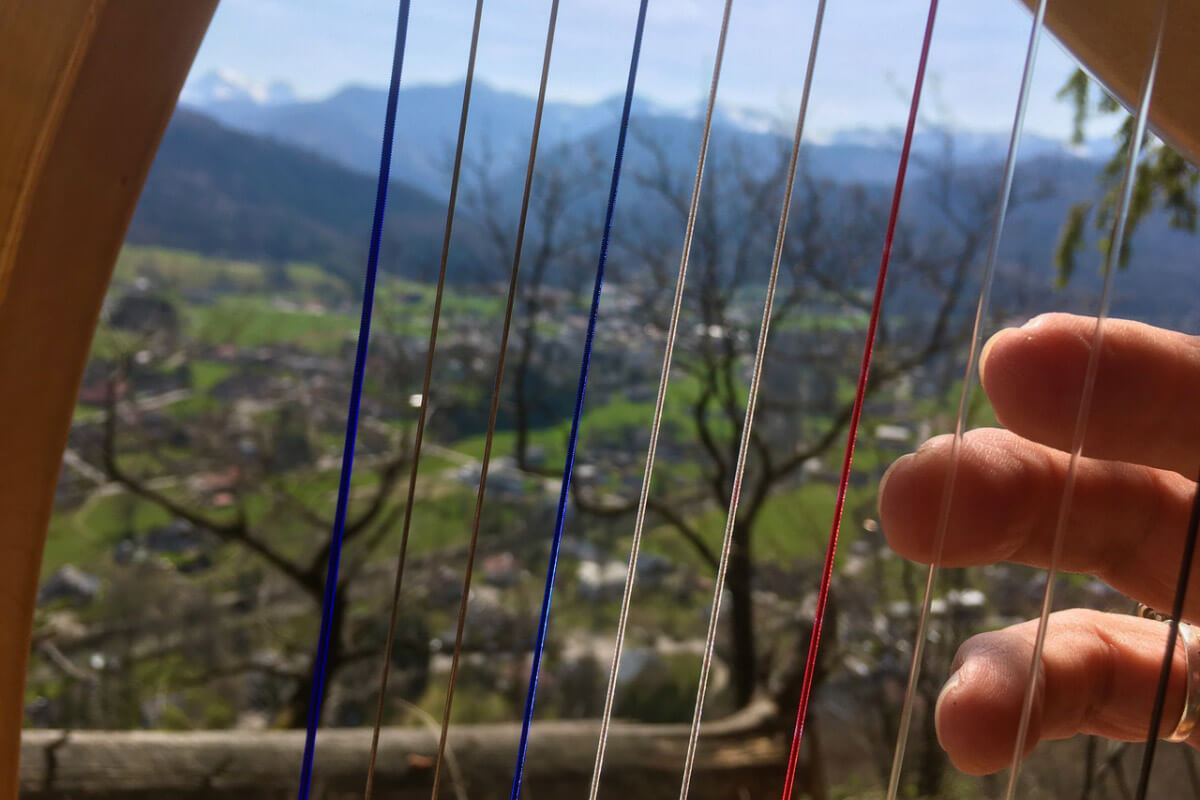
[295,2,410,796]
[507,2,651,797]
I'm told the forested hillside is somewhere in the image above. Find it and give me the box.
[128,111,466,285]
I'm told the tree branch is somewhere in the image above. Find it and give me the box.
[570,483,719,571]
[102,381,312,593]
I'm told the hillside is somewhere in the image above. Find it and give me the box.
[128,110,469,286]
[134,95,1196,324]
[183,76,1110,197]
[185,80,629,196]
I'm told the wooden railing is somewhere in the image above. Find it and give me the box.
[18,703,793,799]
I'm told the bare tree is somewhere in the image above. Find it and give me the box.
[458,137,608,471]
[568,125,1014,715]
[85,331,419,728]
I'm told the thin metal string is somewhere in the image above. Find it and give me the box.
[780,2,939,797]
[883,1,1046,796]
[1002,4,1170,796]
[428,2,561,797]
[296,3,411,796]
[676,2,827,797]
[508,3,649,797]
[1135,471,1200,799]
[585,2,733,796]
[364,1,487,795]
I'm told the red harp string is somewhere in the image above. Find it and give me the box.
[779,2,939,796]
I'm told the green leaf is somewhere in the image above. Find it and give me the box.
[1055,202,1091,288]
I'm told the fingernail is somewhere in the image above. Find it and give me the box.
[916,436,940,454]
[1022,313,1052,330]
[934,667,964,732]
[878,453,912,500]
[979,333,1000,383]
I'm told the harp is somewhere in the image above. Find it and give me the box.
[0,0,1196,797]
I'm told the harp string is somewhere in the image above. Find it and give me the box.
[778,3,939,796]
[1002,3,1170,797]
[508,2,650,797]
[1135,473,1200,799]
[883,1,1047,797]
[586,1,734,796]
[297,1,412,796]
[363,0,487,794]
[428,1,562,797]
[676,1,828,796]
[294,3,1178,798]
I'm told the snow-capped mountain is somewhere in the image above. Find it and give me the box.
[824,126,1093,164]
[181,69,297,109]
[180,70,1114,197]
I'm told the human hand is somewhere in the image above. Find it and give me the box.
[878,312,1200,774]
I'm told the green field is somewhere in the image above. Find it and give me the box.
[187,297,356,354]
[51,244,911,626]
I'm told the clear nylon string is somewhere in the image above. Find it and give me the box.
[676,2,827,797]
[883,1,1047,796]
[364,0,487,795]
[1002,3,1170,797]
[429,2,560,797]
[586,1,734,797]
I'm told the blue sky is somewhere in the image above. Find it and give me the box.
[188,0,1092,139]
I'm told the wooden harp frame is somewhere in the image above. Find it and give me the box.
[1020,0,1200,161]
[0,0,217,791]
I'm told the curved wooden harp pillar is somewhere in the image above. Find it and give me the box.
[1022,0,1200,165]
[0,0,215,791]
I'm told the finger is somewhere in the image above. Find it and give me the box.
[979,313,1200,477]
[936,609,1195,776]
[878,428,1198,619]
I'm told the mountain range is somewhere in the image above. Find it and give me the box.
[129,110,467,286]
[122,71,1195,324]
[180,71,1114,198]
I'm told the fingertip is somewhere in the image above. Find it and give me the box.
[878,437,953,562]
[876,452,910,513]
[935,648,1041,776]
[979,314,1092,445]
[1020,312,1059,332]
[978,330,998,385]
[977,326,1026,412]
[977,315,1053,387]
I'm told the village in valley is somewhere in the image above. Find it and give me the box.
[30,239,1124,780]
[24,53,1199,798]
